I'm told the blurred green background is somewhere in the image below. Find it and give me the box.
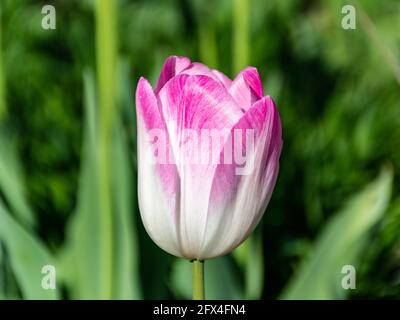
[0,0,399,300]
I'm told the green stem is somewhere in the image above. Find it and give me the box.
[192,260,205,300]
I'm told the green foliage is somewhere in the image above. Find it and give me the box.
[0,200,58,299]
[0,0,399,300]
[282,168,392,299]
[59,68,140,299]
[0,136,35,227]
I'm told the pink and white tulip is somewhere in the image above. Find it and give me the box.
[135,56,282,259]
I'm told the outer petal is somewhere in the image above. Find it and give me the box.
[155,56,233,93]
[155,56,192,94]
[198,96,282,259]
[157,74,243,258]
[136,77,182,257]
[229,67,264,111]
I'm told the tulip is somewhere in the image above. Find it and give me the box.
[135,56,282,298]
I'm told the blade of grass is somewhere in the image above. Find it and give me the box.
[0,199,59,299]
[0,3,35,228]
[111,119,141,299]
[0,243,4,298]
[58,70,103,299]
[244,231,264,299]
[113,58,142,299]
[95,0,118,299]
[0,136,35,228]
[60,66,141,299]
[355,0,400,86]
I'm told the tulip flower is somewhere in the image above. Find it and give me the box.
[136,56,282,299]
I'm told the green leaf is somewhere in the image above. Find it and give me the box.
[111,112,141,299]
[0,200,59,299]
[233,231,264,299]
[171,257,243,299]
[112,57,142,299]
[59,68,141,299]
[244,232,264,299]
[281,167,393,299]
[0,135,35,228]
[58,69,102,299]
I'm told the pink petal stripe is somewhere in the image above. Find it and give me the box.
[209,96,282,208]
[136,77,179,201]
[229,67,264,111]
[199,96,282,257]
[136,77,165,131]
[156,73,243,211]
[155,56,192,94]
[158,74,242,135]
[157,74,244,256]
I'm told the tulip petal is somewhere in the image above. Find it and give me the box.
[229,67,264,111]
[155,56,192,94]
[211,69,232,89]
[198,96,282,259]
[158,74,243,168]
[136,77,182,256]
[136,77,179,201]
[182,63,232,90]
[157,74,244,258]
[136,77,164,132]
